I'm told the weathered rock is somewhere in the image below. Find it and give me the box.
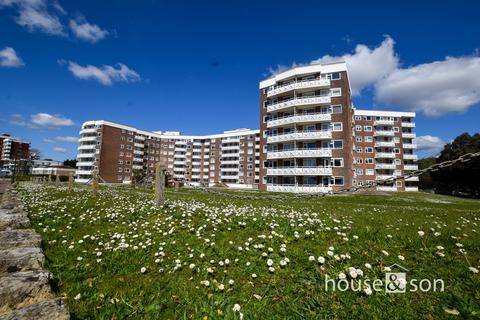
[0,213,30,231]
[0,271,53,315]
[0,230,41,250]
[0,248,44,275]
[0,203,15,210]
[0,298,69,320]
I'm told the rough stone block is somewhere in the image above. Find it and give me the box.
[0,230,42,250]
[0,248,44,274]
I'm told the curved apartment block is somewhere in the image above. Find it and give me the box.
[75,61,417,192]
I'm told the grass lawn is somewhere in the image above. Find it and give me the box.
[17,183,480,319]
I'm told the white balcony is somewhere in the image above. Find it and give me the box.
[404,165,418,171]
[375,152,396,159]
[221,152,239,158]
[79,136,98,142]
[76,161,94,167]
[374,130,395,137]
[223,137,240,143]
[376,186,397,192]
[267,113,331,128]
[77,144,97,151]
[192,154,202,159]
[267,167,332,176]
[267,130,332,143]
[266,185,332,193]
[374,141,395,148]
[134,150,143,155]
[403,154,418,160]
[402,133,416,139]
[375,164,397,170]
[222,145,240,151]
[191,174,201,179]
[403,143,417,149]
[77,152,95,159]
[173,174,185,179]
[132,165,143,170]
[134,142,144,148]
[266,95,331,112]
[174,160,185,166]
[134,136,145,141]
[376,174,396,181]
[133,157,143,162]
[374,120,394,126]
[75,170,93,175]
[79,128,98,135]
[405,186,419,192]
[267,148,332,159]
[402,122,416,128]
[267,79,330,97]
[222,160,239,165]
[175,147,187,152]
[405,176,419,181]
[221,167,239,172]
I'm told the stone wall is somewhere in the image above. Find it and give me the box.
[0,179,70,320]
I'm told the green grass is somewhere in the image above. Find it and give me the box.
[17,183,480,319]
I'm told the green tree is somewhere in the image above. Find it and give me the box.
[63,159,77,168]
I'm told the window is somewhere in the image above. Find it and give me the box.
[355,125,362,131]
[332,122,343,131]
[118,160,123,164]
[331,105,342,114]
[330,72,341,80]
[356,147,363,153]
[330,176,344,186]
[118,167,123,173]
[365,158,374,164]
[366,169,374,175]
[365,147,373,153]
[364,126,373,132]
[331,158,344,167]
[365,136,373,142]
[393,148,400,154]
[330,88,342,97]
[363,116,372,121]
[356,169,364,175]
[355,116,362,121]
[394,159,401,165]
[393,127,400,132]
[356,158,363,164]
[331,140,343,149]
[356,137,363,142]
[396,181,402,187]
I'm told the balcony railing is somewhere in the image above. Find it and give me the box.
[266,79,330,97]
[403,154,417,160]
[374,141,396,148]
[267,130,332,143]
[76,161,94,167]
[267,148,332,159]
[266,95,331,112]
[403,165,418,171]
[402,133,416,139]
[374,152,396,159]
[401,122,416,128]
[375,163,397,170]
[266,184,332,193]
[403,143,417,149]
[78,136,98,142]
[267,167,333,176]
[373,120,395,126]
[267,113,331,128]
[79,128,98,135]
[374,130,395,137]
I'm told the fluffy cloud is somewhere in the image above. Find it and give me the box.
[311,36,399,96]
[375,56,480,117]
[53,147,67,153]
[10,113,74,128]
[0,0,65,35]
[61,60,141,85]
[0,47,25,67]
[0,0,107,42]
[69,16,108,43]
[416,135,446,155]
[55,136,78,143]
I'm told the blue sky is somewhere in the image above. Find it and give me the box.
[1,0,479,160]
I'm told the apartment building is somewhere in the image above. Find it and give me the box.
[258,62,355,193]
[75,120,260,188]
[352,110,418,192]
[0,134,30,175]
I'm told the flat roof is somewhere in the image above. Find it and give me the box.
[354,109,415,117]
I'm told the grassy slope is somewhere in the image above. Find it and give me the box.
[18,184,480,319]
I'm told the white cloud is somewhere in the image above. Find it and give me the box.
[31,113,74,127]
[0,0,65,36]
[9,113,31,127]
[55,136,78,143]
[69,16,108,43]
[62,60,141,85]
[0,47,24,67]
[311,36,399,96]
[416,135,446,155]
[375,56,480,117]
[53,147,67,153]
[43,138,55,143]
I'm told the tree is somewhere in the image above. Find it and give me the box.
[132,169,145,185]
[63,159,77,168]
[424,132,480,197]
[417,157,436,190]
[29,148,42,160]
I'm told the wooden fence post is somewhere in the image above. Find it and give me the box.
[92,172,98,195]
[68,173,74,190]
[154,162,165,208]
[55,174,60,185]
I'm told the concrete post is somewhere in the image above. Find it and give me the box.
[92,173,98,195]
[55,174,60,185]
[154,162,165,208]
